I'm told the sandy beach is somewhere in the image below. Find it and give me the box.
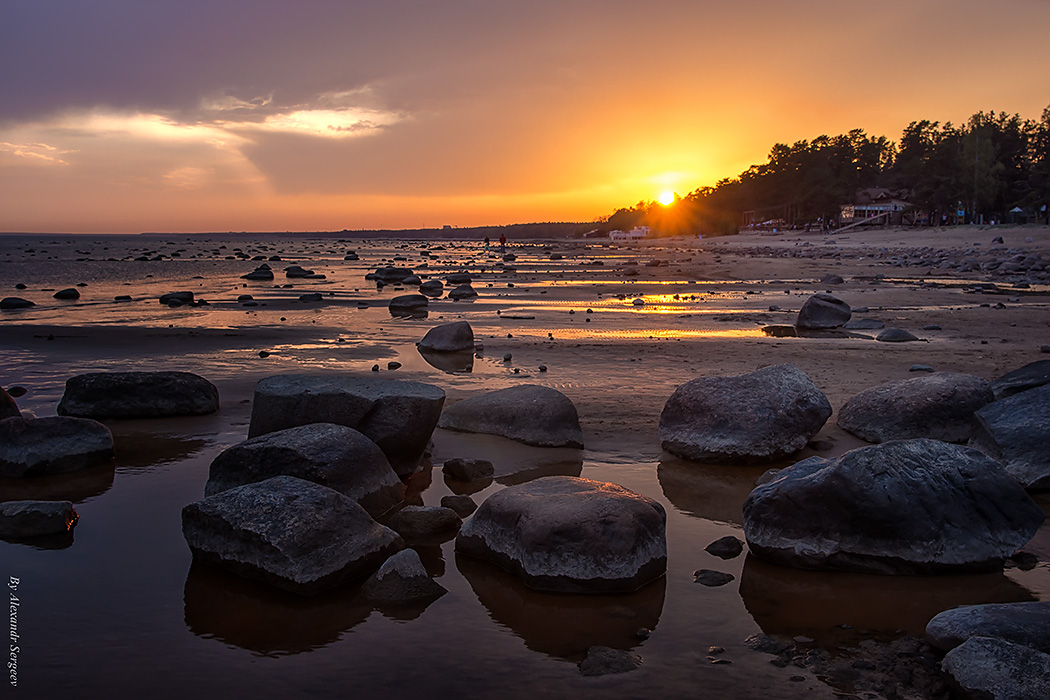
[2,225,1049,699]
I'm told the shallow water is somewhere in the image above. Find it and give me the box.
[2,234,1048,699]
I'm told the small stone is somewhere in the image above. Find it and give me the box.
[704,535,744,559]
[503,353,512,362]
[371,364,380,372]
[635,628,651,640]
[538,365,547,372]
[387,362,402,370]
[693,569,735,587]
[578,646,642,677]
[908,364,934,372]
[923,324,942,331]
[258,350,270,358]
[708,646,725,655]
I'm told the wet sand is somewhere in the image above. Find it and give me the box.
[1,226,1049,698]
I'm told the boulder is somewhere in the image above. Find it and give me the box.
[363,549,447,602]
[446,272,472,284]
[388,294,428,315]
[926,602,1050,652]
[705,535,745,559]
[659,364,831,464]
[284,265,314,278]
[182,476,403,595]
[991,360,1050,400]
[204,423,404,519]
[53,288,80,300]
[57,371,219,418]
[386,505,461,541]
[418,321,474,353]
[0,500,78,539]
[0,297,35,309]
[442,457,494,482]
[374,267,414,282]
[941,637,1050,700]
[743,439,1045,574]
[438,385,584,448]
[796,294,851,329]
[0,388,19,420]
[455,476,666,593]
[159,291,194,305]
[418,280,444,297]
[837,372,994,443]
[0,416,114,478]
[440,494,478,517]
[247,375,445,477]
[970,383,1050,490]
[876,328,920,343]
[241,265,274,280]
[448,284,478,301]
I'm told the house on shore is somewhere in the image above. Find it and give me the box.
[839,188,913,227]
[608,226,650,241]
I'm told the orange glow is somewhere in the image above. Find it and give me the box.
[658,191,675,206]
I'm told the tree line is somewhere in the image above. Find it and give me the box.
[600,105,1050,236]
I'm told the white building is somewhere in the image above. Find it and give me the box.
[608,226,650,241]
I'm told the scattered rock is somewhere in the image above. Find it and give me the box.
[440,494,478,517]
[388,294,429,315]
[693,569,735,587]
[57,371,219,418]
[386,505,461,541]
[941,637,1050,700]
[926,602,1050,652]
[0,416,114,478]
[418,280,444,297]
[837,372,994,443]
[298,293,323,302]
[705,535,745,559]
[909,364,934,372]
[53,288,80,300]
[363,549,447,603]
[456,476,666,593]
[990,359,1050,400]
[448,284,478,301]
[970,383,1050,490]
[373,267,414,283]
[0,500,78,539]
[159,291,194,306]
[418,321,474,352]
[442,457,494,482]
[659,364,831,464]
[0,297,35,310]
[743,439,1045,574]
[241,265,274,280]
[446,272,472,284]
[876,328,920,343]
[204,423,404,519]
[819,274,844,285]
[578,646,642,676]
[439,384,584,448]
[796,294,851,329]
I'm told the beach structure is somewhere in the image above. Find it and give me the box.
[608,226,650,241]
[839,188,912,228]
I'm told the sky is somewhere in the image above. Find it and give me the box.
[2,0,1049,233]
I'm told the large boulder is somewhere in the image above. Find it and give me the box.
[0,500,78,539]
[941,637,1050,700]
[796,294,851,329]
[991,359,1050,400]
[247,375,445,477]
[438,384,583,448]
[743,439,1045,574]
[658,364,831,464]
[456,476,666,593]
[970,383,1050,490]
[57,371,219,418]
[182,476,403,595]
[418,321,474,353]
[926,602,1050,653]
[0,416,114,478]
[837,372,994,443]
[204,423,404,519]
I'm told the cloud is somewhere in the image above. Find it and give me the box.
[0,141,75,165]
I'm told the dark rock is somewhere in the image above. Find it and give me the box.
[837,372,994,443]
[448,284,478,301]
[363,549,447,602]
[446,272,472,284]
[386,505,461,541]
[0,416,114,478]
[443,457,494,482]
[284,265,314,278]
[705,535,745,559]
[182,476,403,595]
[942,637,1050,700]
[418,280,443,297]
[693,569,735,586]
[439,384,584,448]
[578,646,642,676]
[926,602,1050,652]
[909,364,935,372]
[374,267,414,282]
[57,371,219,418]
[241,266,274,280]
[247,375,445,478]
[819,274,844,285]
[970,383,1050,489]
[53,288,80,300]
[386,361,401,370]
[113,295,132,301]
[388,294,429,315]
[159,291,194,305]
[659,364,831,464]
[744,633,793,654]
[991,360,1050,400]
[0,297,35,309]
[876,328,920,342]
[204,423,404,519]
[842,318,885,330]
[761,325,797,338]
[418,321,474,353]
[456,476,666,593]
[440,494,478,517]
[0,500,77,539]
[923,324,942,331]
[0,388,19,420]
[298,293,323,302]
[796,294,851,329]
[743,439,1045,574]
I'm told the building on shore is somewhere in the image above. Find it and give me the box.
[608,226,651,241]
[839,188,913,227]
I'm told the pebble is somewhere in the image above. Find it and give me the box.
[258,350,270,358]
[387,362,401,370]
[693,569,735,587]
[371,364,379,372]
[503,353,512,362]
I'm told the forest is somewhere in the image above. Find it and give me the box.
[601,106,1050,236]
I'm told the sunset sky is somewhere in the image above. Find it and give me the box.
[2,0,1049,233]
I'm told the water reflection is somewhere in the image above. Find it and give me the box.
[739,554,1036,646]
[657,456,771,526]
[111,431,209,471]
[418,348,474,373]
[432,430,583,487]
[457,554,664,661]
[0,462,115,504]
[0,529,75,550]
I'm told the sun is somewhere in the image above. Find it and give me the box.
[658,191,675,206]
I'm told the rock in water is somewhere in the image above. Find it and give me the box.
[363,549,447,602]
[705,535,745,559]
[57,371,219,418]
[388,294,428,315]
[442,457,494,482]
[0,500,78,539]
[247,375,445,478]
[418,321,474,352]
[0,388,19,420]
[0,416,114,478]
[837,372,994,443]
[455,476,666,593]
[0,297,35,310]
[385,505,462,541]
[941,637,1050,700]
[578,646,642,676]
[970,383,1050,490]
[991,359,1050,400]
[796,294,851,329]
[418,280,443,297]
[53,288,80,300]
[438,384,583,448]
[926,602,1050,652]
[182,476,403,595]
[204,423,404,519]
[743,439,1045,574]
[448,284,478,301]
[659,364,831,464]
